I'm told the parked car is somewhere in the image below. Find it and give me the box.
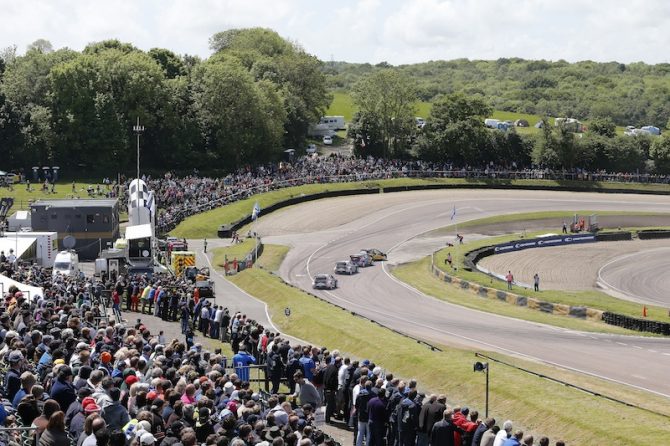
[313,274,338,290]
[334,260,358,275]
[350,251,372,267]
[322,135,333,145]
[306,143,317,154]
[363,248,387,261]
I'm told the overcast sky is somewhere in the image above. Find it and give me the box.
[2,0,669,65]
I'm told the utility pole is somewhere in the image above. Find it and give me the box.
[133,117,144,225]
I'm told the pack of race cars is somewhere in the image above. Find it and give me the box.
[312,248,387,290]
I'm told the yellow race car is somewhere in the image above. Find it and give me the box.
[364,248,387,261]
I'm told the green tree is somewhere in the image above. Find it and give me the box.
[192,58,285,168]
[650,134,670,173]
[148,48,186,79]
[588,117,616,138]
[417,93,491,164]
[351,70,417,157]
[209,28,330,149]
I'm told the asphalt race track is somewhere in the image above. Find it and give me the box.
[254,189,670,398]
[598,248,670,307]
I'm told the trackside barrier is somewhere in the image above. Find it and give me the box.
[602,312,670,335]
[432,253,604,321]
[439,234,670,334]
[637,229,670,240]
[595,231,633,242]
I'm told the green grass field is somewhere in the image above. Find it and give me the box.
[0,181,110,210]
[224,245,670,446]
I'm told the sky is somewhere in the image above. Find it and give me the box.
[2,0,670,65]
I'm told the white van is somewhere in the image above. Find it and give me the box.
[52,250,80,279]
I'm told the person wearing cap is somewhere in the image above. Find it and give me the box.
[51,366,76,415]
[397,389,420,446]
[4,350,24,402]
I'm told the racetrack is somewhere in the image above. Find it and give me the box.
[478,239,670,293]
[598,247,670,307]
[255,189,670,398]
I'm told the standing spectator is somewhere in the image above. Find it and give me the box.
[368,387,388,446]
[505,271,514,290]
[299,347,316,381]
[100,388,129,430]
[418,394,446,446]
[267,344,284,395]
[323,357,340,423]
[397,389,420,446]
[50,367,76,414]
[232,347,256,382]
[473,418,496,446]
[502,430,523,446]
[39,411,70,446]
[430,409,455,446]
[354,380,373,446]
[5,351,25,403]
[493,420,513,446]
[533,273,540,292]
[293,371,321,408]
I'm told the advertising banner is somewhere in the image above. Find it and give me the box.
[493,234,596,254]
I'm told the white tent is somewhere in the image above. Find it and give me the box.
[0,274,44,302]
[0,236,36,260]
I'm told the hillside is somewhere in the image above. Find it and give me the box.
[324,58,670,129]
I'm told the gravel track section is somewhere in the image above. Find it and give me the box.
[478,239,670,292]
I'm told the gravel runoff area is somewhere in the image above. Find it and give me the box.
[478,238,670,291]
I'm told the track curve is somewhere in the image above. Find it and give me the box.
[257,189,670,397]
[598,247,670,307]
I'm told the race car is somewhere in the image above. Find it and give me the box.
[350,251,373,267]
[313,274,338,290]
[364,248,387,261]
[335,260,358,275]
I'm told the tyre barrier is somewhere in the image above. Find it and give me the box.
[218,187,380,238]
[602,312,670,335]
[430,260,605,321]
[637,229,670,240]
[595,231,633,242]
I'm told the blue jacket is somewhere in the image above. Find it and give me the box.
[51,378,76,414]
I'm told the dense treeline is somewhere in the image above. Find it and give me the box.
[346,71,670,173]
[0,29,330,174]
[326,58,670,129]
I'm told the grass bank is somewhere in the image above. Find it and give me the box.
[224,245,670,445]
[0,181,110,210]
[170,177,670,239]
[429,226,670,323]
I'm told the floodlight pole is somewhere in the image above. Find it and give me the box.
[133,117,144,225]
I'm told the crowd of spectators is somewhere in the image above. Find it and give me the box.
[104,155,670,235]
[0,247,570,446]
